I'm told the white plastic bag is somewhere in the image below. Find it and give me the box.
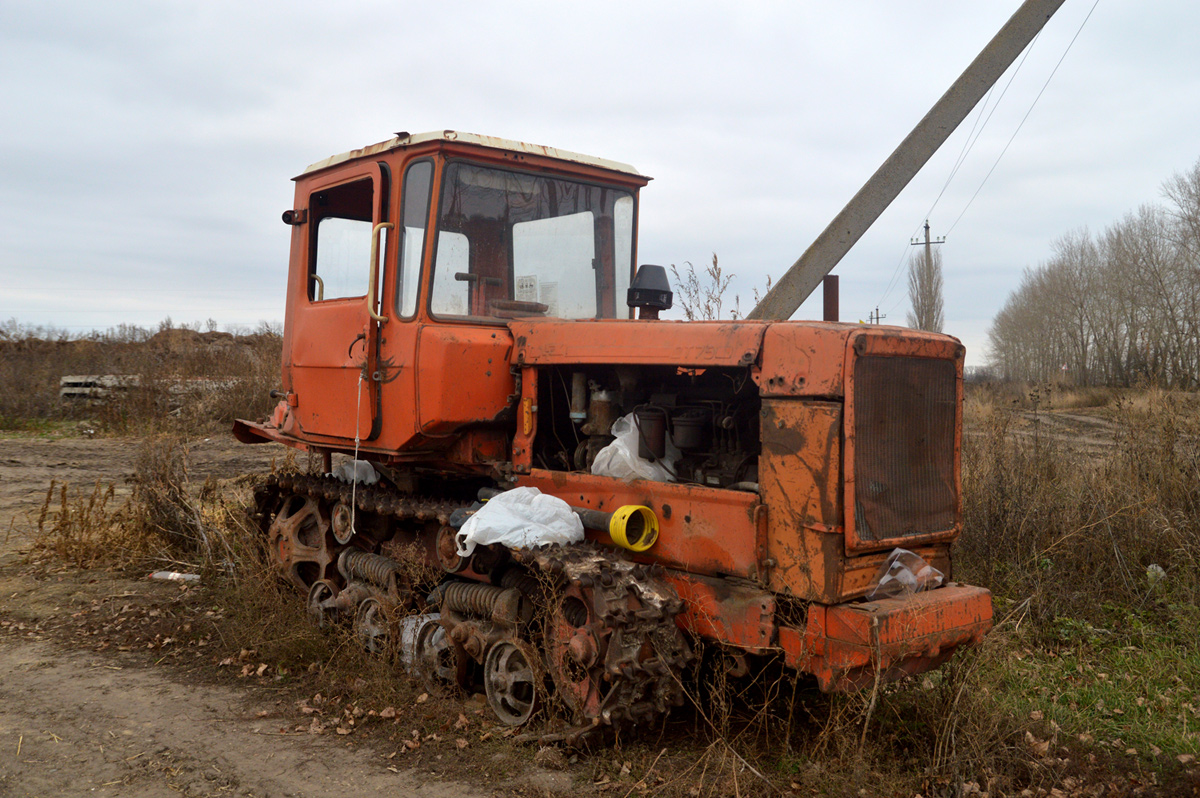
[866,548,944,600]
[456,487,584,557]
[329,459,379,485]
[591,413,680,482]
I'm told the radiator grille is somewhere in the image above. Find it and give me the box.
[852,356,956,543]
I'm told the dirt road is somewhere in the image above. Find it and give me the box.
[0,435,522,798]
[0,640,486,797]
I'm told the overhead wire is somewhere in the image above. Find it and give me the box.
[876,0,1100,318]
[877,25,1045,310]
[944,0,1101,236]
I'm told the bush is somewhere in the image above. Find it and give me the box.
[0,320,281,433]
[958,388,1200,626]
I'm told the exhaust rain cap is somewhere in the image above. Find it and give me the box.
[627,264,673,320]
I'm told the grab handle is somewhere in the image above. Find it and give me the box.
[367,222,394,322]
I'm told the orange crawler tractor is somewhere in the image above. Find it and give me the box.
[235,0,1064,737]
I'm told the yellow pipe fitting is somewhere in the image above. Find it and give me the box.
[608,505,659,552]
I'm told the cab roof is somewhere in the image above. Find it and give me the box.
[300,130,644,180]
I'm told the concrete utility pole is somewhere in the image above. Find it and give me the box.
[907,220,945,332]
[747,0,1066,321]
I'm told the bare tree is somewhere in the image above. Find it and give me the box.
[906,248,945,333]
[987,156,1200,388]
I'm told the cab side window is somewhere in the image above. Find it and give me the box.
[397,161,433,316]
[310,178,374,301]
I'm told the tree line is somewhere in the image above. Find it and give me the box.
[988,159,1200,387]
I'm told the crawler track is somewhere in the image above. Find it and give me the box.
[252,472,692,737]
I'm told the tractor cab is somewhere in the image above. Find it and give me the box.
[422,159,638,322]
[237,132,649,461]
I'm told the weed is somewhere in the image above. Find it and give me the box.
[127,433,234,568]
[33,480,125,569]
[0,320,281,435]
[959,386,1200,625]
[671,256,733,321]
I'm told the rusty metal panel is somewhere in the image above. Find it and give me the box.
[850,327,963,361]
[760,399,843,602]
[668,573,775,651]
[509,320,765,368]
[822,584,991,653]
[816,584,992,690]
[760,400,842,532]
[415,326,515,434]
[755,324,849,397]
[290,365,374,440]
[515,469,760,580]
[779,584,992,691]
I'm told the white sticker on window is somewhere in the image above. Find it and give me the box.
[539,281,559,318]
[515,275,538,303]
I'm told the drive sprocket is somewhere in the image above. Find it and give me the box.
[531,545,692,728]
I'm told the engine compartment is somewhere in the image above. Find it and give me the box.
[531,364,762,489]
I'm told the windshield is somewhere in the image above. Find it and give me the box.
[430,162,635,321]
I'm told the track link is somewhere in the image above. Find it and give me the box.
[527,544,692,729]
[253,474,693,734]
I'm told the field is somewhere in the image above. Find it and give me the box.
[0,329,1198,797]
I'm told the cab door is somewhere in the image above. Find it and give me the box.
[362,157,434,450]
[285,161,391,441]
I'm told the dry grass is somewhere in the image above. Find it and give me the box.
[33,480,127,569]
[32,433,252,576]
[0,320,281,434]
[17,358,1200,794]
[26,433,424,713]
[959,386,1200,624]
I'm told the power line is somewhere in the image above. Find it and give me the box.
[878,28,1045,309]
[945,0,1101,236]
[932,27,1045,215]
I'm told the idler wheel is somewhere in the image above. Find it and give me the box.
[268,493,333,589]
[354,597,391,656]
[435,524,468,573]
[306,579,339,629]
[546,587,607,720]
[331,501,355,545]
[413,618,471,693]
[483,640,542,727]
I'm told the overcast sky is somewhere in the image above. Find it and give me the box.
[3,1,1197,365]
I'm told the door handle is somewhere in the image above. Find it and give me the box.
[368,222,394,322]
